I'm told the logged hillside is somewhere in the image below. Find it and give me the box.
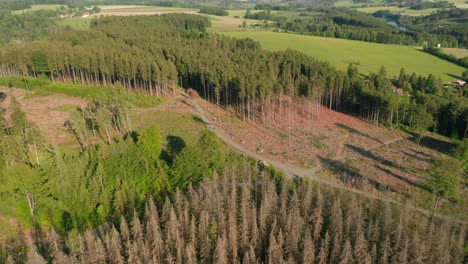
[0,12,467,264]
[0,14,466,140]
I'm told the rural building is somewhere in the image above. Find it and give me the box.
[454,79,466,87]
[391,86,404,95]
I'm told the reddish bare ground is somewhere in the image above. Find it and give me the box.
[0,88,87,145]
[197,99,460,202]
[200,100,402,167]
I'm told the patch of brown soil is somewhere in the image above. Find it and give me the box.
[200,100,402,168]
[0,88,87,145]
[197,99,459,200]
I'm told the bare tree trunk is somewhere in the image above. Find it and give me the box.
[33,141,40,166]
[25,192,37,225]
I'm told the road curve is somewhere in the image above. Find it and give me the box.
[186,95,466,223]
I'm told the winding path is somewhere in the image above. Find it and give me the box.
[185,94,465,223]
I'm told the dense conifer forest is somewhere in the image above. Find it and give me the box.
[0,14,466,138]
[247,6,467,47]
[0,5,467,263]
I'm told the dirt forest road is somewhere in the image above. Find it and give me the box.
[186,94,465,223]
[188,96,319,178]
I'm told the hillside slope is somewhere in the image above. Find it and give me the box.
[224,31,465,82]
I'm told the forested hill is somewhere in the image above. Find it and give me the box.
[0,14,466,138]
[23,165,468,263]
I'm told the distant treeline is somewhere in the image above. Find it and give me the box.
[247,6,466,48]
[397,9,468,47]
[0,9,59,44]
[408,0,454,10]
[0,14,466,138]
[199,7,228,16]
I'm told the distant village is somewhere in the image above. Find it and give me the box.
[58,5,101,19]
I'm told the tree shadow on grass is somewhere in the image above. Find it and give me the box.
[124,131,139,143]
[374,164,426,190]
[402,150,433,163]
[345,144,396,168]
[0,92,6,102]
[335,123,383,143]
[161,135,186,165]
[167,135,186,156]
[319,156,397,193]
[406,131,457,156]
[445,73,462,80]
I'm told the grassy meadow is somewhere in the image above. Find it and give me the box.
[443,48,468,58]
[227,9,279,18]
[356,6,439,16]
[223,31,465,81]
[12,4,62,14]
[98,5,197,13]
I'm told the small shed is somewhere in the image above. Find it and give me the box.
[392,86,404,95]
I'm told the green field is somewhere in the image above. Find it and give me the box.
[208,16,267,31]
[227,9,278,18]
[443,48,468,58]
[97,5,197,15]
[12,4,62,14]
[223,31,465,81]
[334,0,379,8]
[356,6,439,16]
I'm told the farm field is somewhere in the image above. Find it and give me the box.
[334,0,381,8]
[223,31,465,81]
[227,9,279,18]
[12,4,62,14]
[96,5,197,16]
[443,47,468,58]
[208,16,266,31]
[356,6,439,16]
[92,5,264,31]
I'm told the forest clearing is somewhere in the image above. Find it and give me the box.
[0,5,467,263]
[198,94,464,216]
[2,83,463,219]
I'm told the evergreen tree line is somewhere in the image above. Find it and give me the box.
[12,163,467,263]
[249,7,464,47]
[0,14,466,138]
[0,9,59,44]
[199,7,228,16]
[387,8,468,48]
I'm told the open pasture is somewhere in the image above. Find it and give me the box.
[443,48,468,58]
[96,5,197,16]
[356,6,439,16]
[12,4,62,14]
[227,9,279,18]
[223,31,465,81]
